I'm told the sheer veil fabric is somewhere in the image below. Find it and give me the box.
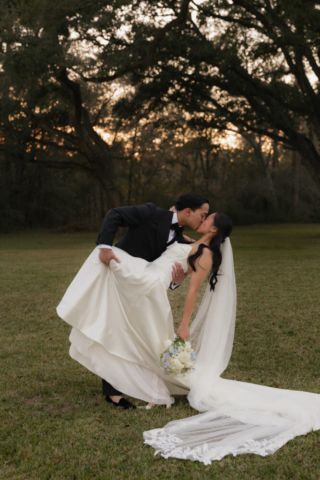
[143,238,320,464]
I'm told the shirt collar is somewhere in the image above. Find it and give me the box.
[171,212,178,225]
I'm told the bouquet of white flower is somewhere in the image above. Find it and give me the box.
[159,337,196,377]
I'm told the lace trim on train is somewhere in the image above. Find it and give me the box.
[143,429,298,465]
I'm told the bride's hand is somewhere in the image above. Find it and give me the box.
[176,325,190,342]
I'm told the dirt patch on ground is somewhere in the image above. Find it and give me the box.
[25,395,43,406]
[24,396,82,415]
[51,401,80,415]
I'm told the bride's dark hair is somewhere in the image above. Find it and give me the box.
[188,212,233,291]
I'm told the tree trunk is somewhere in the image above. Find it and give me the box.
[127,125,138,205]
[292,151,300,218]
[272,140,279,169]
[241,131,279,210]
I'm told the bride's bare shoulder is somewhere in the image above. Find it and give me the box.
[188,244,213,270]
[201,246,213,259]
[197,247,213,271]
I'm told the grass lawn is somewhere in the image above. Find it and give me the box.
[1,224,320,479]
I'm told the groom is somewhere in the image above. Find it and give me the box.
[97,192,209,409]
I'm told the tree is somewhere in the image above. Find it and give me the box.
[1,0,320,229]
[0,0,192,210]
[116,0,320,179]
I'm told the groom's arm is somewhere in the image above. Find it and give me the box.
[97,203,156,266]
[97,203,156,247]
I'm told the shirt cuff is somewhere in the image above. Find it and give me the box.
[97,244,113,249]
[170,281,181,290]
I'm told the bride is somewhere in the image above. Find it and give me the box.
[57,212,320,464]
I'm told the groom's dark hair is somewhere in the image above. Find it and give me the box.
[175,192,209,211]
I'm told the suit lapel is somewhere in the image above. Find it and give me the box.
[155,209,173,258]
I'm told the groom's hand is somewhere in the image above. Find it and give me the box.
[99,248,121,266]
[172,263,190,286]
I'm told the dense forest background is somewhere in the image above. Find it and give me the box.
[1,0,320,231]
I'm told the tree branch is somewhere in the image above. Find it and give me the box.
[27,159,94,174]
[84,0,192,83]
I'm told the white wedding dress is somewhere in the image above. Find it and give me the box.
[57,242,193,405]
[57,240,320,464]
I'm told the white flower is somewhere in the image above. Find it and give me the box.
[164,339,173,349]
[185,361,194,369]
[177,351,191,365]
[169,358,183,372]
[185,342,191,349]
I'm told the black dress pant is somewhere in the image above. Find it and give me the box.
[102,378,122,396]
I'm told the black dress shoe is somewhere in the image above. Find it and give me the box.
[105,396,136,410]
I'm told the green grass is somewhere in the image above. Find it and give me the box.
[1,224,320,479]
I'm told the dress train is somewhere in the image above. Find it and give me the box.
[143,239,320,462]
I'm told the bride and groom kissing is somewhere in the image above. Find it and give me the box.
[57,192,229,409]
[57,192,320,464]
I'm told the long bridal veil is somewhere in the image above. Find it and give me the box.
[143,239,320,464]
[188,237,237,406]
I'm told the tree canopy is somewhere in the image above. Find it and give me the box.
[1,0,320,230]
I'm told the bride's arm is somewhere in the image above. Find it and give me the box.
[176,248,212,342]
[183,234,196,243]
